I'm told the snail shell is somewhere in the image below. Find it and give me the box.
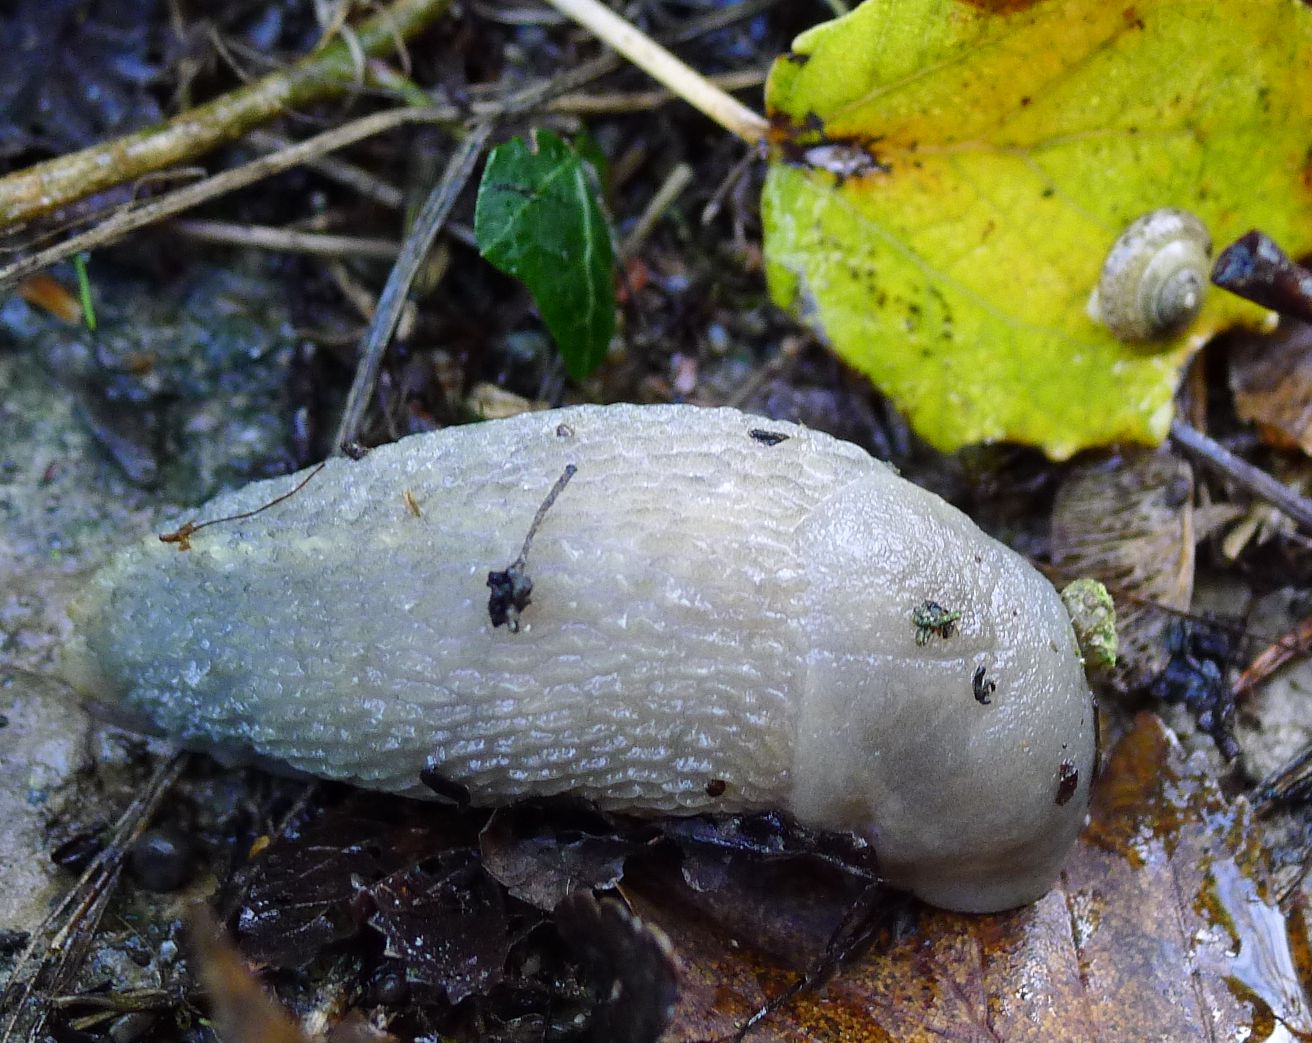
[58,404,1096,913]
[1088,208,1211,342]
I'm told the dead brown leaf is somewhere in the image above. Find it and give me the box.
[189,907,312,1043]
[626,714,1312,1042]
[1231,323,1312,457]
[1052,451,1195,690]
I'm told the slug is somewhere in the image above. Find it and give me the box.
[1088,208,1212,342]
[58,404,1095,913]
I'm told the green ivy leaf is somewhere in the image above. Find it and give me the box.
[475,130,615,380]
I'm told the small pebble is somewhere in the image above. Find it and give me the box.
[127,829,195,893]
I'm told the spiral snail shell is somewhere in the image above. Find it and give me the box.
[1087,208,1212,342]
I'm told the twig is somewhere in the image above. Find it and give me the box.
[0,0,778,288]
[701,140,762,226]
[487,464,579,632]
[620,162,694,260]
[158,463,328,551]
[246,128,409,209]
[1235,613,1312,699]
[1211,230,1312,324]
[333,123,493,451]
[1168,418,1312,532]
[548,68,768,117]
[0,0,453,230]
[0,754,188,1043]
[0,106,454,290]
[174,219,400,259]
[538,0,768,145]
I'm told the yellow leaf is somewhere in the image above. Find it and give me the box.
[763,0,1312,458]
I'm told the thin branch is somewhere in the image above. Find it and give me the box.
[246,128,409,209]
[0,0,777,286]
[539,0,769,145]
[548,68,768,117]
[159,463,329,551]
[1212,229,1312,324]
[0,0,454,231]
[1235,612,1312,699]
[1169,418,1312,532]
[174,218,400,259]
[333,122,494,451]
[0,754,188,1043]
[621,161,694,259]
[0,106,453,290]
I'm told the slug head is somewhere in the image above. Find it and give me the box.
[789,469,1096,913]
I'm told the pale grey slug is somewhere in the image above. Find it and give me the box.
[58,404,1095,913]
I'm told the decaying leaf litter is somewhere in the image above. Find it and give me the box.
[3,0,1312,1040]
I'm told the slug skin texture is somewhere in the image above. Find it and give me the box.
[60,404,1095,912]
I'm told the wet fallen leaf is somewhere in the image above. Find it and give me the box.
[556,891,679,1043]
[1231,322,1312,457]
[1051,450,1195,691]
[190,907,400,1043]
[763,0,1312,457]
[362,851,511,1005]
[627,714,1312,1041]
[16,273,82,324]
[232,799,468,968]
[189,907,312,1043]
[479,803,635,911]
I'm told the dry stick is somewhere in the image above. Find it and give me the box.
[0,106,453,290]
[0,0,453,230]
[620,161,694,259]
[246,127,411,209]
[547,67,768,117]
[1168,418,1312,532]
[1235,612,1312,698]
[0,753,188,1043]
[0,0,777,288]
[487,463,579,632]
[1211,229,1312,324]
[539,0,769,145]
[159,462,329,551]
[175,218,400,259]
[333,122,494,451]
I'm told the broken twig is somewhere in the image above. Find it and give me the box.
[1168,418,1312,533]
[1212,230,1312,324]
[488,464,579,633]
[539,0,768,145]
[0,0,453,231]
[333,122,493,451]
[0,754,188,1043]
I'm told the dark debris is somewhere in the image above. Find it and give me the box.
[363,851,512,1005]
[555,892,678,1043]
[1148,618,1241,761]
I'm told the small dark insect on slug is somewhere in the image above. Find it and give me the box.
[1055,761,1080,806]
[972,664,996,706]
[58,404,1095,913]
[913,600,961,646]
